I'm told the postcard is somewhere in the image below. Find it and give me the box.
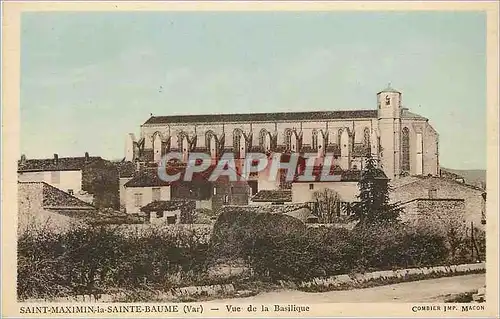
[2,1,499,318]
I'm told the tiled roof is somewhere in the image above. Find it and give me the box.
[18,156,103,172]
[144,110,378,125]
[123,168,172,188]
[41,182,95,209]
[393,175,485,193]
[400,198,465,206]
[292,167,387,182]
[124,163,248,188]
[140,200,196,213]
[251,190,292,203]
[19,181,96,210]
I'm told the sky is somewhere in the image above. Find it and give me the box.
[20,11,486,169]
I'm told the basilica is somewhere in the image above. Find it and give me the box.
[125,85,439,180]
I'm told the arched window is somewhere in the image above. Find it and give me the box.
[317,130,326,157]
[340,129,349,156]
[233,129,246,159]
[259,129,266,147]
[337,129,343,146]
[363,127,371,150]
[284,129,292,149]
[290,132,298,152]
[259,129,271,152]
[312,130,318,150]
[177,132,187,150]
[205,131,215,150]
[206,131,218,159]
[178,132,189,162]
[153,132,162,163]
[233,129,242,153]
[402,127,410,172]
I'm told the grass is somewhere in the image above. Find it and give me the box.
[443,290,478,303]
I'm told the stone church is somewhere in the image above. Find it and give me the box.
[125,85,439,180]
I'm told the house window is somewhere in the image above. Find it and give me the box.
[67,189,74,195]
[152,187,161,201]
[156,211,164,218]
[134,193,143,207]
[309,184,314,190]
[223,195,229,204]
[50,171,60,184]
[167,216,177,225]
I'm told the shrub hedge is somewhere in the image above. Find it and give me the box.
[18,212,485,300]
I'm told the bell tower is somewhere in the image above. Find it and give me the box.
[377,84,402,180]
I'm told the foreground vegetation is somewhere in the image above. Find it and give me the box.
[18,156,485,301]
[18,216,485,301]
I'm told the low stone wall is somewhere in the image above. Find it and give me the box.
[25,263,485,303]
[27,284,236,303]
[298,262,485,290]
[105,284,236,302]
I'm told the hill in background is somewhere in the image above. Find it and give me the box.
[440,167,486,189]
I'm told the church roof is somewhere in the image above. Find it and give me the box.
[143,110,378,125]
[401,108,428,120]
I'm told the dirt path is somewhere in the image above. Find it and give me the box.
[207,274,485,303]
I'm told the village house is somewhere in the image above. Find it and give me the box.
[17,152,103,204]
[140,200,196,225]
[122,163,250,215]
[115,160,137,210]
[18,181,97,233]
[390,175,486,230]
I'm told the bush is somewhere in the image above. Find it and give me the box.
[240,222,457,283]
[18,208,483,301]
[350,223,449,272]
[210,208,306,262]
[17,223,211,301]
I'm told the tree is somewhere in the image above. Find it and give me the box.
[350,155,403,227]
[311,188,342,223]
[82,160,120,210]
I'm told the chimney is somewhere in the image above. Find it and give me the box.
[85,152,89,162]
[53,153,59,165]
[20,154,26,164]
